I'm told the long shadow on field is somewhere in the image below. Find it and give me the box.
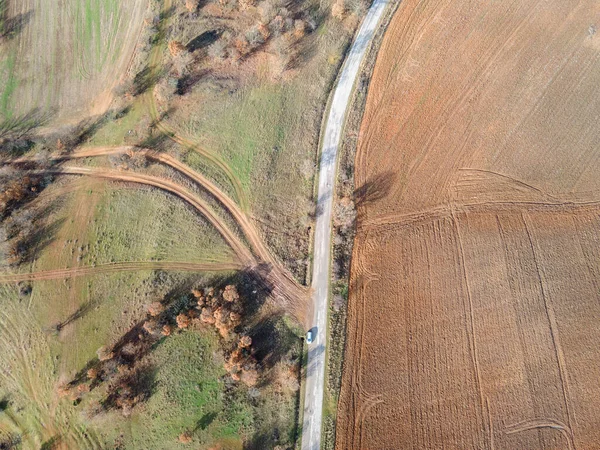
[354,170,397,209]
[50,298,101,334]
[40,436,62,450]
[0,109,54,144]
[0,107,129,157]
[177,69,211,96]
[283,3,325,71]
[186,30,220,52]
[0,1,33,41]
[0,433,21,449]
[132,65,165,97]
[68,107,132,149]
[12,218,65,265]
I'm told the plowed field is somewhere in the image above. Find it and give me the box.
[336,1,600,448]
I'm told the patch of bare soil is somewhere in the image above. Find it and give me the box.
[337,0,600,448]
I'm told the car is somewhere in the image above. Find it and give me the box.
[306,327,316,344]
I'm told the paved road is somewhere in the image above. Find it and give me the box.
[302,1,390,449]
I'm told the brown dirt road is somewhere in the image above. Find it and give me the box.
[337,1,600,449]
[13,146,276,266]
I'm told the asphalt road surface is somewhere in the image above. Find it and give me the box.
[301,1,390,448]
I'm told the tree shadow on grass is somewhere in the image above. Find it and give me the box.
[186,30,220,52]
[132,65,166,97]
[40,435,62,450]
[0,108,54,144]
[13,217,65,265]
[177,69,211,96]
[193,411,218,431]
[50,298,101,334]
[0,0,33,41]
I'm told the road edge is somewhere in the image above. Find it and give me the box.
[300,1,394,449]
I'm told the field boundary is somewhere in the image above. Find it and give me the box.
[320,0,402,448]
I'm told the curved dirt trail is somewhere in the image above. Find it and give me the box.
[0,261,241,283]
[33,162,308,318]
[30,146,276,265]
[141,0,249,212]
[42,166,255,264]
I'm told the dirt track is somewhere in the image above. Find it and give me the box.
[47,165,255,264]
[36,146,272,263]
[0,261,241,283]
[337,1,600,448]
[139,0,249,212]
[28,155,307,318]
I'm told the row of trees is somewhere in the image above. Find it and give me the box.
[61,283,261,416]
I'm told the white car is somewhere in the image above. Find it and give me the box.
[306,328,316,344]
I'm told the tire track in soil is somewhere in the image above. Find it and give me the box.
[504,418,575,450]
[22,146,281,268]
[141,0,250,212]
[451,207,490,448]
[42,166,255,264]
[0,261,242,283]
[8,145,308,316]
[25,163,307,319]
[360,199,600,232]
[521,212,578,449]
[340,0,600,447]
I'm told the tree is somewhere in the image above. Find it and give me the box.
[97,346,114,361]
[222,285,239,303]
[332,0,346,19]
[168,40,186,57]
[240,367,259,386]
[293,19,306,39]
[239,335,252,348]
[213,307,233,337]
[185,0,199,12]
[200,307,215,324]
[178,432,193,443]
[230,311,242,327]
[258,23,271,41]
[176,313,191,329]
[207,40,228,61]
[143,320,161,336]
[239,0,256,9]
[147,301,165,317]
[246,28,265,48]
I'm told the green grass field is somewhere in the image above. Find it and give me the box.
[27,179,234,273]
[166,16,353,282]
[101,330,242,449]
[0,284,104,449]
[0,0,147,122]
[0,0,358,446]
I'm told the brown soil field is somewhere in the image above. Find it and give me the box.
[337,1,600,449]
